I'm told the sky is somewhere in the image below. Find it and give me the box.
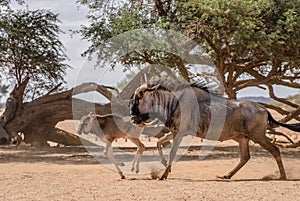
[10,0,90,86]
[8,0,300,102]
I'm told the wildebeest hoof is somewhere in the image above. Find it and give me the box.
[118,172,126,179]
[262,174,286,180]
[159,173,169,180]
[135,169,139,174]
[216,175,230,179]
[279,175,287,180]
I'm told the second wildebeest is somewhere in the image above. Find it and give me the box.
[77,112,145,179]
[130,81,300,180]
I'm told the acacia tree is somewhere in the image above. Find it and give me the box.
[176,0,300,122]
[0,9,69,100]
[0,8,72,145]
[79,0,300,122]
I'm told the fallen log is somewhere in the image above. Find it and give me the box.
[1,83,116,146]
[48,128,100,147]
[0,65,176,147]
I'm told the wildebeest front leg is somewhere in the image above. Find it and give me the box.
[217,136,250,179]
[104,141,126,179]
[157,133,173,167]
[159,132,184,180]
[128,137,145,174]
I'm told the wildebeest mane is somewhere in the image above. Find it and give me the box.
[153,79,221,96]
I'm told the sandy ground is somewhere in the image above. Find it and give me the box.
[0,110,300,200]
[1,139,300,201]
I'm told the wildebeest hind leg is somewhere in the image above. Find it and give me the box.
[104,142,126,179]
[256,136,286,180]
[218,136,250,179]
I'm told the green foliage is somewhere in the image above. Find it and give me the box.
[80,0,300,97]
[80,2,156,69]
[0,0,24,7]
[0,8,70,99]
[162,0,300,73]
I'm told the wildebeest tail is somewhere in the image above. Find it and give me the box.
[267,111,300,132]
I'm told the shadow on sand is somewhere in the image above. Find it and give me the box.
[0,143,299,166]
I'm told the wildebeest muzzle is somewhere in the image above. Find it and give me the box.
[130,113,150,124]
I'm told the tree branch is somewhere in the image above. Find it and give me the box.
[280,107,300,123]
[260,103,300,122]
[46,82,63,95]
[268,85,298,109]
[153,0,168,16]
[259,103,289,116]
[72,82,114,101]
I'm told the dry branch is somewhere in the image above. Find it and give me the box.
[282,141,300,148]
[268,85,298,109]
[267,130,294,144]
[281,107,300,123]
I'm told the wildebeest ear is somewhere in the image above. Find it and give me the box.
[147,84,160,92]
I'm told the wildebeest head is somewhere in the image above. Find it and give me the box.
[77,112,96,135]
[129,84,160,125]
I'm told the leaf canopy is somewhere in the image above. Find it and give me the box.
[79,0,299,95]
[0,8,70,99]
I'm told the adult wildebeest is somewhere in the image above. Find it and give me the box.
[130,81,300,180]
[77,112,145,179]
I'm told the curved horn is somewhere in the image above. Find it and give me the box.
[148,84,160,92]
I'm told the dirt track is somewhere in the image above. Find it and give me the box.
[1,141,300,201]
